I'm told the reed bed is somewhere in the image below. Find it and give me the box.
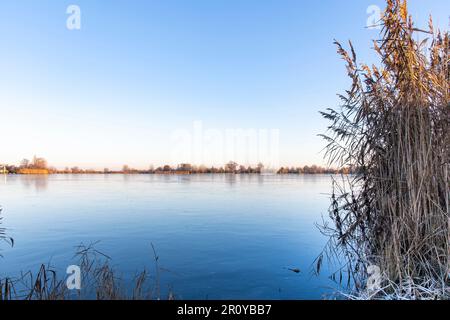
[319,0,449,299]
[0,208,14,258]
[0,242,173,300]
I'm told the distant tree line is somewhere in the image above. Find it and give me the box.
[2,156,52,174]
[1,158,354,175]
[277,165,355,175]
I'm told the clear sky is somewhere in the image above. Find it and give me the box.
[0,0,448,170]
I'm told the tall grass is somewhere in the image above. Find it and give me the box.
[0,242,173,300]
[319,0,449,299]
[0,207,14,257]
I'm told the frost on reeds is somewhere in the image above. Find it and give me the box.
[319,0,449,300]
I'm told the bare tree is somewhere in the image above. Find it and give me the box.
[20,159,30,168]
[225,161,238,173]
[31,156,47,169]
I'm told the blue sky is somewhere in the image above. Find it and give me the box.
[0,0,448,169]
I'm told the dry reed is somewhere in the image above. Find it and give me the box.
[319,0,449,299]
[0,242,173,300]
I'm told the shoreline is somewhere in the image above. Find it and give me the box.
[3,172,350,176]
